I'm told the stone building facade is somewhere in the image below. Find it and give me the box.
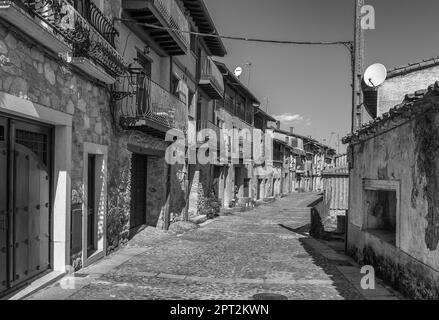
[0,0,226,296]
[271,126,335,194]
[344,61,439,299]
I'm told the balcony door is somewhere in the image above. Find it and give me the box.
[136,54,152,116]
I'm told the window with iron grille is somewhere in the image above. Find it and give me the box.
[16,130,48,165]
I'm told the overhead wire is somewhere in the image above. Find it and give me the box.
[115,19,353,48]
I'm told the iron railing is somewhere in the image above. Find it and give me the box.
[224,97,235,115]
[114,74,187,131]
[199,55,224,94]
[197,120,220,136]
[153,0,190,49]
[72,0,119,47]
[236,104,246,123]
[13,0,126,77]
[71,10,126,76]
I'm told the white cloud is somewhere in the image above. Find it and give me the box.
[274,113,304,123]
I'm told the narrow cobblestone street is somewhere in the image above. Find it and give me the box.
[27,194,400,300]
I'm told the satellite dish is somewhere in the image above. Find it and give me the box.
[234,66,243,77]
[363,63,387,88]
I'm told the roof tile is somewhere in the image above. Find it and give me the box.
[343,82,439,144]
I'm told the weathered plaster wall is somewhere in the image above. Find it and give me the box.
[348,111,439,298]
[116,22,170,89]
[378,65,439,116]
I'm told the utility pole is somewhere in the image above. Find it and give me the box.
[244,61,252,89]
[352,0,365,132]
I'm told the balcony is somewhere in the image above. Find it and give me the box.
[72,0,118,47]
[199,55,224,100]
[114,74,187,138]
[0,0,127,83]
[0,0,72,54]
[224,97,235,115]
[69,2,127,82]
[123,0,190,56]
[196,120,220,150]
[296,162,305,174]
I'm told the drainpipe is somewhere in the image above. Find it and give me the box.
[164,164,171,230]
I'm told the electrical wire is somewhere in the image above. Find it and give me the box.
[115,18,353,47]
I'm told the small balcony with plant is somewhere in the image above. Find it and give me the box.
[113,72,187,138]
[122,0,190,56]
[0,0,127,83]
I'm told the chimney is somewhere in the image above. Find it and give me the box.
[276,121,281,130]
[290,127,294,134]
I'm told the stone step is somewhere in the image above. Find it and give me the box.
[189,215,208,225]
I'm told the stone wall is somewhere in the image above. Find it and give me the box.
[188,164,213,216]
[0,23,185,270]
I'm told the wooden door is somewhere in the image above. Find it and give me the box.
[0,117,7,292]
[130,154,147,231]
[13,122,51,286]
[87,154,96,257]
[243,179,250,198]
[257,179,262,200]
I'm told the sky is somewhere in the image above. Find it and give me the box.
[204,0,439,152]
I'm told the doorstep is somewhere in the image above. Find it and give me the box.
[24,247,150,300]
[189,215,208,224]
[6,271,66,300]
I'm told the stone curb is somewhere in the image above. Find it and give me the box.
[303,238,401,300]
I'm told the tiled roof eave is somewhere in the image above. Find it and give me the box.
[343,82,439,145]
[387,56,439,79]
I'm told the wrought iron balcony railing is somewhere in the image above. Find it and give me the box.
[5,0,126,79]
[224,97,235,115]
[70,10,126,77]
[114,74,187,134]
[199,55,224,100]
[72,0,119,47]
[196,120,220,136]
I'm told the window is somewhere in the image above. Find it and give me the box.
[236,95,245,120]
[366,190,397,245]
[364,180,400,246]
[190,29,197,54]
[188,90,195,119]
[171,74,180,97]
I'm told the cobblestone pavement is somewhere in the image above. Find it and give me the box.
[28,193,401,300]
